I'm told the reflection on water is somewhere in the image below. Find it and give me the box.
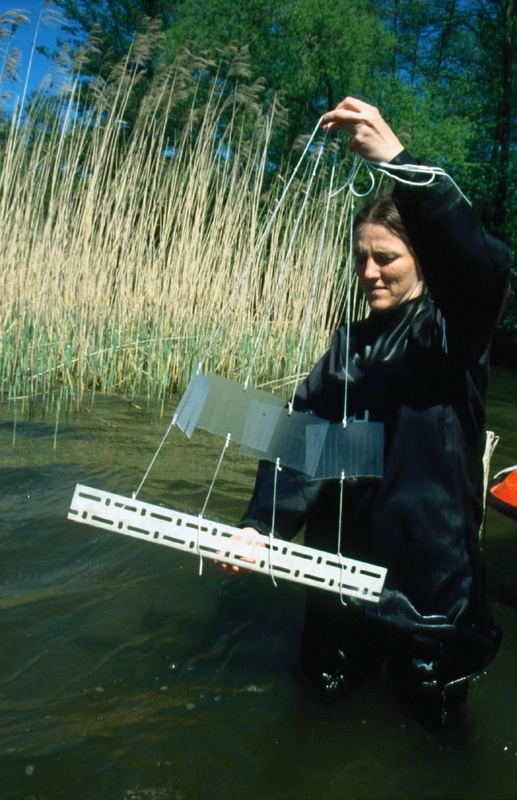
[0,369,516,800]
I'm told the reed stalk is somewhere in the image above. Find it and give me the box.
[0,32,364,423]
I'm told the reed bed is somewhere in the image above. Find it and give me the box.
[0,32,364,421]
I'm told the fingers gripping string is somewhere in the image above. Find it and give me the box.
[196,432,232,575]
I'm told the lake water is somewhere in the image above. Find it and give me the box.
[1,367,516,800]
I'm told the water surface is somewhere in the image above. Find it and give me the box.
[0,369,516,799]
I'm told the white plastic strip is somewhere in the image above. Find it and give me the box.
[68,484,386,603]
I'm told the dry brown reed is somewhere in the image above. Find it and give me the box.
[0,28,363,420]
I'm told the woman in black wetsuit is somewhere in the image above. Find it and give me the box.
[232,97,512,725]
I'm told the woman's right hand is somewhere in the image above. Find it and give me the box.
[215,527,266,574]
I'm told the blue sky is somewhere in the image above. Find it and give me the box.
[1,1,65,109]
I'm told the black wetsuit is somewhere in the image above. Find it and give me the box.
[240,151,512,708]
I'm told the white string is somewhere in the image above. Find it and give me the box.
[199,120,325,374]
[336,470,347,607]
[480,431,500,548]
[289,158,336,410]
[133,415,178,499]
[331,157,470,205]
[133,124,325,499]
[268,457,282,587]
[134,363,207,499]
[341,192,356,427]
[196,432,232,575]
[365,160,471,205]
[330,154,375,199]
[244,138,327,389]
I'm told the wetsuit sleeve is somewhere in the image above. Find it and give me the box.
[388,150,512,360]
[239,458,324,540]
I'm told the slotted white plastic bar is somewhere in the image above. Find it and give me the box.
[68,484,386,603]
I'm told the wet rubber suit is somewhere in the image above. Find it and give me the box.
[239,150,512,719]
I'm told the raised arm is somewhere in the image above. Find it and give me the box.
[323,97,512,359]
[388,151,511,359]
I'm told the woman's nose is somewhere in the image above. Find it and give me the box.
[363,257,381,279]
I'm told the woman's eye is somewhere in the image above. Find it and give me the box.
[377,255,396,266]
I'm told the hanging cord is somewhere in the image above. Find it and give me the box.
[479,431,500,550]
[342,192,356,427]
[133,121,325,500]
[244,137,327,390]
[331,156,470,204]
[196,432,232,575]
[336,470,348,606]
[199,120,325,375]
[338,157,469,427]
[133,415,177,500]
[365,160,471,205]
[319,154,377,426]
[331,153,376,200]
[288,157,336,410]
[267,457,282,587]
[288,152,376,413]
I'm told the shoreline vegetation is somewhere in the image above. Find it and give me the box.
[1,19,513,435]
[0,37,366,426]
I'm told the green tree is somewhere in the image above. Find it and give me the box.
[375,0,516,245]
[46,0,173,127]
[56,0,171,70]
[52,0,517,248]
[164,0,393,153]
[469,0,515,244]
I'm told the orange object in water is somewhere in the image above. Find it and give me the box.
[491,469,517,505]
[488,466,517,520]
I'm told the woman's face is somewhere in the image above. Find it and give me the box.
[353,223,424,311]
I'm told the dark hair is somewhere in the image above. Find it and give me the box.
[353,194,411,250]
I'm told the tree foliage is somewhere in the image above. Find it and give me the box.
[164,0,394,155]
[44,1,514,217]
[57,0,171,67]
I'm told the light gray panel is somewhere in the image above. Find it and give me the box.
[174,372,210,438]
[240,407,328,476]
[196,373,285,441]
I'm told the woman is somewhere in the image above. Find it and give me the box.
[236,98,512,724]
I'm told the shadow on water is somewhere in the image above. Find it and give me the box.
[0,370,516,800]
